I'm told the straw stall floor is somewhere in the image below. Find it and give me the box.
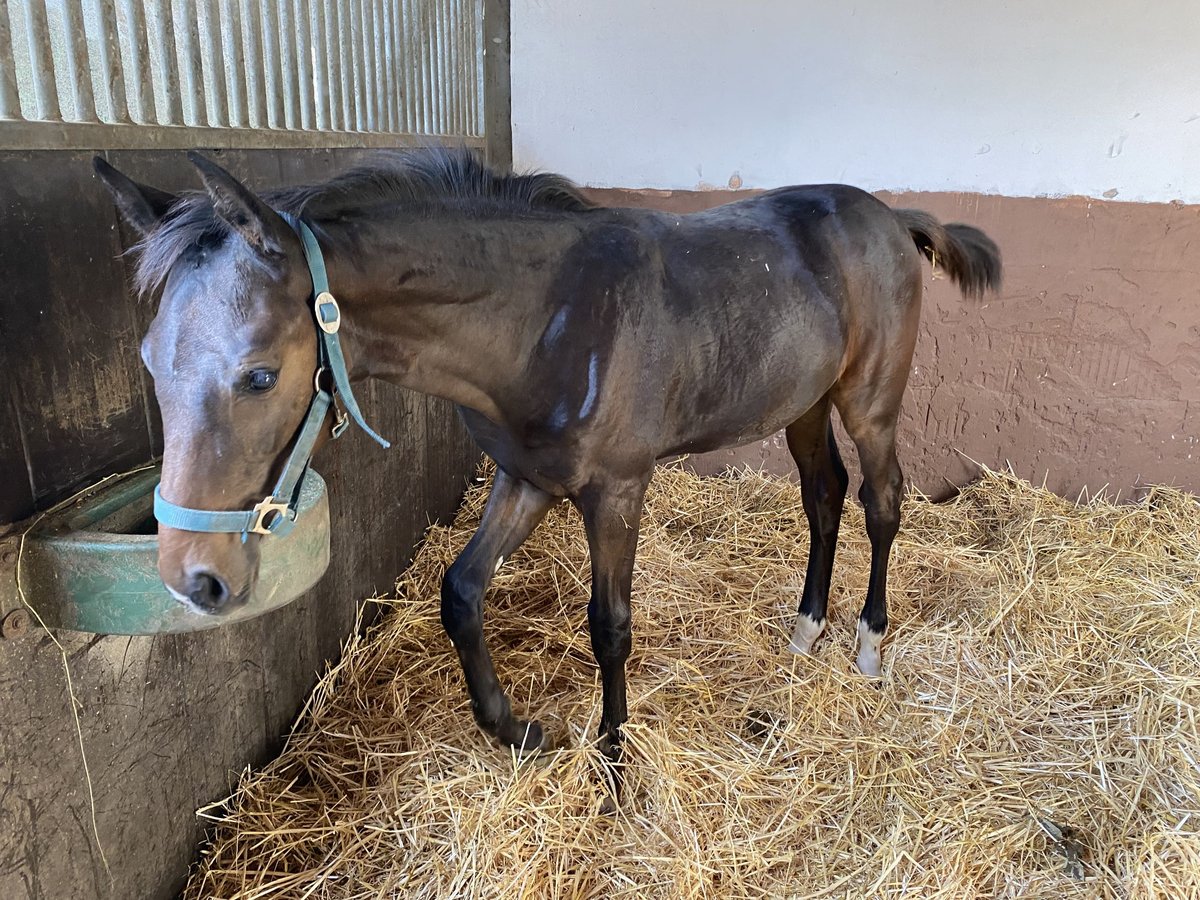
[185,464,1200,899]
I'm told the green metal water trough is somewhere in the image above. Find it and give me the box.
[16,465,330,635]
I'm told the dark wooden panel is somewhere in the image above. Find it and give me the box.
[0,390,34,524]
[276,146,380,186]
[0,147,479,900]
[0,151,153,517]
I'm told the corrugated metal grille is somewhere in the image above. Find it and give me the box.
[0,0,483,140]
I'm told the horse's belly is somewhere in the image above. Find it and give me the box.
[658,382,832,458]
[657,311,844,457]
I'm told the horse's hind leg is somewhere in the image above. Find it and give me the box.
[833,383,907,678]
[785,394,849,655]
[441,468,555,752]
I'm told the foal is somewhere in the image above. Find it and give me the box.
[95,148,1001,782]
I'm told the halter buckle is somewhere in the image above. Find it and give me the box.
[314,292,341,334]
[249,496,291,535]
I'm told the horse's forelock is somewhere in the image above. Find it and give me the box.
[132,195,229,298]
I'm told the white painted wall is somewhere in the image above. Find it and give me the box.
[512,1,1200,203]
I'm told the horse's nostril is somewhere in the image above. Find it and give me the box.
[186,569,231,612]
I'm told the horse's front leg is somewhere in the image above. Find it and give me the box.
[579,473,650,802]
[441,468,555,753]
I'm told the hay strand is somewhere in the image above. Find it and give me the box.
[185,463,1200,899]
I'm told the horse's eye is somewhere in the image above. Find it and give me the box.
[246,369,278,393]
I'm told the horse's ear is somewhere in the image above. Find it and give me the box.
[187,150,288,256]
[93,157,177,237]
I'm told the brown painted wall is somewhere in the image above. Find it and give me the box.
[587,187,1200,498]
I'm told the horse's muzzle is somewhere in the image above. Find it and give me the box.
[179,568,248,614]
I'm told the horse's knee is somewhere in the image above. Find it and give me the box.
[591,627,631,665]
[587,597,631,665]
[864,510,900,550]
[440,561,484,643]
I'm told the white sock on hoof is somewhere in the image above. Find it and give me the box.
[855,619,885,677]
[788,613,826,655]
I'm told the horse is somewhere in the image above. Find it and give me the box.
[94,147,1001,790]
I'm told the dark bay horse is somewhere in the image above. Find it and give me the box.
[94,148,1000,780]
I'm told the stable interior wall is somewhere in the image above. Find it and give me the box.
[511,0,1200,497]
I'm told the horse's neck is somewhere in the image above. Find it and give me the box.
[323,210,577,425]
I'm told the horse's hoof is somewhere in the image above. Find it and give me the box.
[501,718,549,757]
[854,620,884,678]
[787,613,826,655]
[854,657,883,680]
[745,709,784,739]
[595,732,625,808]
[597,732,623,765]
[854,649,883,678]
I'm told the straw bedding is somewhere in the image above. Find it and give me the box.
[185,463,1200,899]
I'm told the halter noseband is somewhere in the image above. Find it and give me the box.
[153,212,390,540]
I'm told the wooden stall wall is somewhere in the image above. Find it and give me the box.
[0,149,479,900]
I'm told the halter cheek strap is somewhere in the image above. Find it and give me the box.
[153,212,390,540]
[286,213,390,448]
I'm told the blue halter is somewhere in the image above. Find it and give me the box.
[153,212,390,540]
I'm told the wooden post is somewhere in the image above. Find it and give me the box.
[482,0,510,170]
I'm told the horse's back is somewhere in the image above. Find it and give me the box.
[599,183,917,312]
[599,189,892,456]
[529,187,923,463]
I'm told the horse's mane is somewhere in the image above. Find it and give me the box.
[132,146,593,296]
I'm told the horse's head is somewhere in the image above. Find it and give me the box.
[95,153,320,614]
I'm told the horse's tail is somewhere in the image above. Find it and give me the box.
[895,209,1002,300]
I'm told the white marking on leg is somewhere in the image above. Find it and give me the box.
[788,612,826,655]
[855,618,885,677]
[493,555,505,575]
